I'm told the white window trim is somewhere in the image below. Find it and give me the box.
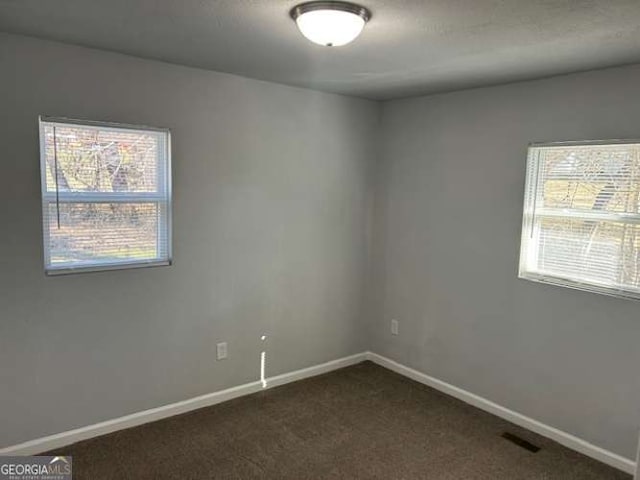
[518,139,640,301]
[39,116,173,275]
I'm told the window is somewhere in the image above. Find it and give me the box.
[519,140,640,299]
[39,117,171,275]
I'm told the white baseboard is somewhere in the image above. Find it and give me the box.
[366,352,636,475]
[4,350,636,475]
[0,352,368,456]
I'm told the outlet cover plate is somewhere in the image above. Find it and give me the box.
[216,342,228,360]
[391,319,399,335]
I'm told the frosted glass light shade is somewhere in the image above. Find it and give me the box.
[291,2,371,47]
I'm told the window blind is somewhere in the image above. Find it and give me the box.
[39,117,172,274]
[519,141,640,299]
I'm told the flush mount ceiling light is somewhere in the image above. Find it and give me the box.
[290,1,371,47]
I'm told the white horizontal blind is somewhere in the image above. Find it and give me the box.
[39,117,172,274]
[519,141,640,299]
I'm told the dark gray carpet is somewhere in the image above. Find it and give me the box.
[47,361,631,479]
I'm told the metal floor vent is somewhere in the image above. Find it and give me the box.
[501,432,541,453]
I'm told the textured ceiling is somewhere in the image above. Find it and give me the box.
[1,0,640,100]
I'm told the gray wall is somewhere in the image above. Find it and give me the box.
[371,65,640,459]
[0,33,379,448]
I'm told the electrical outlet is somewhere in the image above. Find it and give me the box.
[391,319,399,335]
[216,342,228,360]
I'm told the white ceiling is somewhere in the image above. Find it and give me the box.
[1,0,640,100]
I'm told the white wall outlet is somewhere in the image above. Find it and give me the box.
[391,319,399,335]
[216,342,228,360]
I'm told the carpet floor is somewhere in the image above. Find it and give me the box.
[47,361,631,479]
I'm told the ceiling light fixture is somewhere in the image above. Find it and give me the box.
[290,1,371,47]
